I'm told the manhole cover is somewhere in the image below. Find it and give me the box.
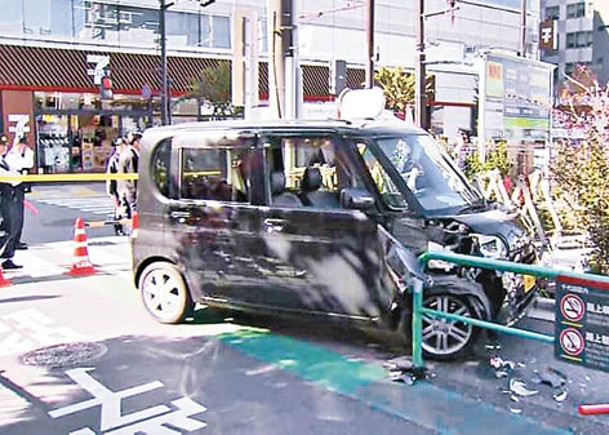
[20,342,108,367]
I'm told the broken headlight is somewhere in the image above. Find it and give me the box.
[471,233,508,259]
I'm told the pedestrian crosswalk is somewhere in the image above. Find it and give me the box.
[33,196,115,216]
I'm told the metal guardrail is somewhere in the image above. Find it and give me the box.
[412,251,609,369]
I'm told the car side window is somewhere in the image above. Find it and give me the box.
[180,147,250,202]
[151,138,171,198]
[357,142,408,210]
[263,135,354,209]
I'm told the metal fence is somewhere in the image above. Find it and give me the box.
[411,251,609,369]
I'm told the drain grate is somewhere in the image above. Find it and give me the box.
[20,342,108,368]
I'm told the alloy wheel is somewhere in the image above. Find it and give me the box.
[421,294,473,357]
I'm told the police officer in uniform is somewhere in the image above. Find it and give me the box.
[6,135,34,249]
[0,135,22,269]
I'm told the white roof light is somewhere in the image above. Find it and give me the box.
[337,87,386,120]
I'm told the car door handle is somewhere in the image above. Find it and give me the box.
[263,218,286,233]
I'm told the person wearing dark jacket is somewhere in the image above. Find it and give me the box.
[5,135,35,250]
[0,135,22,269]
[106,137,126,235]
[117,132,141,219]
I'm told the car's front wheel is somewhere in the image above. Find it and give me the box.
[400,293,484,361]
[420,294,479,360]
[139,262,194,324]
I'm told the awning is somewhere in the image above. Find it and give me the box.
[0,44,365,101]
[0,44,224,96]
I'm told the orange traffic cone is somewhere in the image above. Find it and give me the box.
[65,217,98,276]
[130,211,139,239]
[0,264,13,287]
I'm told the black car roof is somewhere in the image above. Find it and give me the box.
[142,118,427,144]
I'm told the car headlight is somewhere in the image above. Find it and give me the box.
[472,234,508,259]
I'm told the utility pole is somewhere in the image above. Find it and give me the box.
[519,0,527,56]
[415,0,427,129]
[159,0,215,125]
[282,0,297,119]
[365,0,375,88]
[159,0,170,125]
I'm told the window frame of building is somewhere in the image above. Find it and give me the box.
[566,2,586,19]
[545,5,560,20]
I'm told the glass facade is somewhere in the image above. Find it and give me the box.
[0,0,231,51]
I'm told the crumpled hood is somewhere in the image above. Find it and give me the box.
[442,208,527,247]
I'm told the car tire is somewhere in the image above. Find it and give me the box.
[139,262,194,324]
[400,293,484,361]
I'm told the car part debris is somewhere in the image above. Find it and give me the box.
[532,368,566,389]
[385,357,429,384]
[553,390,568,403]
[509,378,539,397]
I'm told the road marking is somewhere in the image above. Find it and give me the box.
[0,309,83,356]
[34,197,115,215]
[48,368,206,434]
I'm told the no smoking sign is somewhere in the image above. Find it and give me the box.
[556,283,609,372]
[560,294,585,322]
[559,328,585,356]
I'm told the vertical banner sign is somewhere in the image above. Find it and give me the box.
[478,54,554,159]
[555,283,609,371]
[539,19,558,51]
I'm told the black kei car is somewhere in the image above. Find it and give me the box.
[131,118,538,360]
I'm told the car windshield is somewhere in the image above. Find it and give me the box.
[373,134,484,212]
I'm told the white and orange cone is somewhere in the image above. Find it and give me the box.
[0,264,13,287]
[65,217,98,276]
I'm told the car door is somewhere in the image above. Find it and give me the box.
[166,130,268,304]
[254,132,389,319]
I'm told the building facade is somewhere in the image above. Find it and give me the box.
[0,0,540,173]
[540,0,609,86]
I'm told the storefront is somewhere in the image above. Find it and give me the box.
[0,45,225,173]
[34,92,152,173]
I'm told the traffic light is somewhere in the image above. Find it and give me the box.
[100,75,113,100]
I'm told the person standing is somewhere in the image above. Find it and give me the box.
[106,137,126,236]
[0,134,23,269]
[117,132,141,219]
[5,135,34,250]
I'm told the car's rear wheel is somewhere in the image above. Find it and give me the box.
[139,262,193,324]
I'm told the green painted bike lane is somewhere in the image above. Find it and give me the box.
[218,329,572,435]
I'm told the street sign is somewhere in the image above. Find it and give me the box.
[141,84,152,99]
[555,283,609,371]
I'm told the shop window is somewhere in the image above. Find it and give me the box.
[167,11,199,47]
[22,0,73,38]
[200,14,230,49]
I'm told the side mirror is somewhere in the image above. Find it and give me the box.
[341,188,376,210]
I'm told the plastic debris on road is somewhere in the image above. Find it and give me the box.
[509,378,539,397]
[384,356,430,384]
[553,390,568,403]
